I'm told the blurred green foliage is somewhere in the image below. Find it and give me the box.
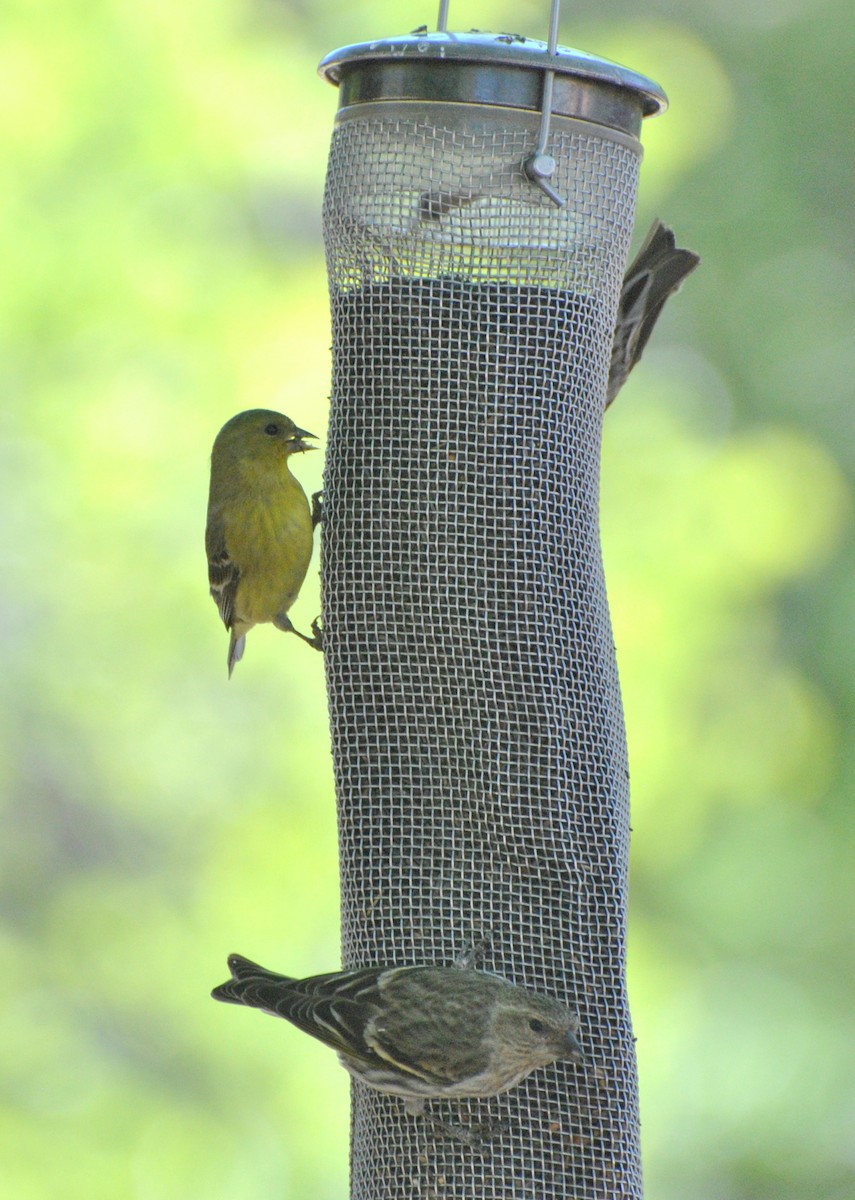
[1,1,852,1197]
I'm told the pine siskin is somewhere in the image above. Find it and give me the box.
[212,954,585,1122]
[607,219,700,407]
[205,410,322,677]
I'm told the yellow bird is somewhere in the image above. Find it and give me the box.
[205,409,321,677]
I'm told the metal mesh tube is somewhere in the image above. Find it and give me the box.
[322,101,642,1199]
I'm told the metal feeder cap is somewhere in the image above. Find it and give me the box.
[319,30,667,134]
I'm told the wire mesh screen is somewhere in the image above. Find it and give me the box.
[322,101,643,1199]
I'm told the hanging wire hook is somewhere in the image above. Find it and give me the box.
[436,0,565,206]
[523,0,566,207]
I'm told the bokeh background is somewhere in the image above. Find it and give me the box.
[2,1,852,1196]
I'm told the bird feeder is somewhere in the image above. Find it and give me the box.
[318,8,665,1198]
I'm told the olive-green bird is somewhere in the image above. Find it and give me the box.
[607,219,700,407]
[206,410,321,677]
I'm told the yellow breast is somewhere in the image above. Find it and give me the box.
[226,465,313,626]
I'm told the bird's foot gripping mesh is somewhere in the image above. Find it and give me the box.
[322,103,643,1199]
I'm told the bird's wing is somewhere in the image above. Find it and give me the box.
[362,1023,461,1086]
[284,968,455,1085]
[213,963,393,1066]
[275,969,386,1059]
[607,219,700,408]
[205,513,239,631]
[366,969,490,1085]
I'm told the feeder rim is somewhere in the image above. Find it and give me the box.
[318,30,667,117]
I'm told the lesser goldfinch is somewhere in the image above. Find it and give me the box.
[205,410,321,677]
[212,954,585,1125]
[607,219,700,407]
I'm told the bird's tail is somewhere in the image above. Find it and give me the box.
[227,631,246,678]
[211,954,296,1009]
[607,219,700,407]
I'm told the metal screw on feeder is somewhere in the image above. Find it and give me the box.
[318,6,667,1199]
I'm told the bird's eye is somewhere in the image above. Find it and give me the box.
[264,423,279,436]
[529,1019,546,1034]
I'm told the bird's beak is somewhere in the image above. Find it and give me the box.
[292,428,318,453]
[562,1030,587,1066]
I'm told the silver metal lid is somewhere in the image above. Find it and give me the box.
[319,30,667,136]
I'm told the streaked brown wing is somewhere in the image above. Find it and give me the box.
[367,968,492,1084]
[607,220,700,408]
[278,969,461,1084]
[263,968,393,1067]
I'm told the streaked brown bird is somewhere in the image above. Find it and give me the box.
[607,219,700,407]
[212,954,585,1132]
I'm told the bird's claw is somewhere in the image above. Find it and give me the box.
[307,616,324,652]
[273,613,324,653]
[311,490,324,528]
[294,616,323,652]
[453,932,493,970]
